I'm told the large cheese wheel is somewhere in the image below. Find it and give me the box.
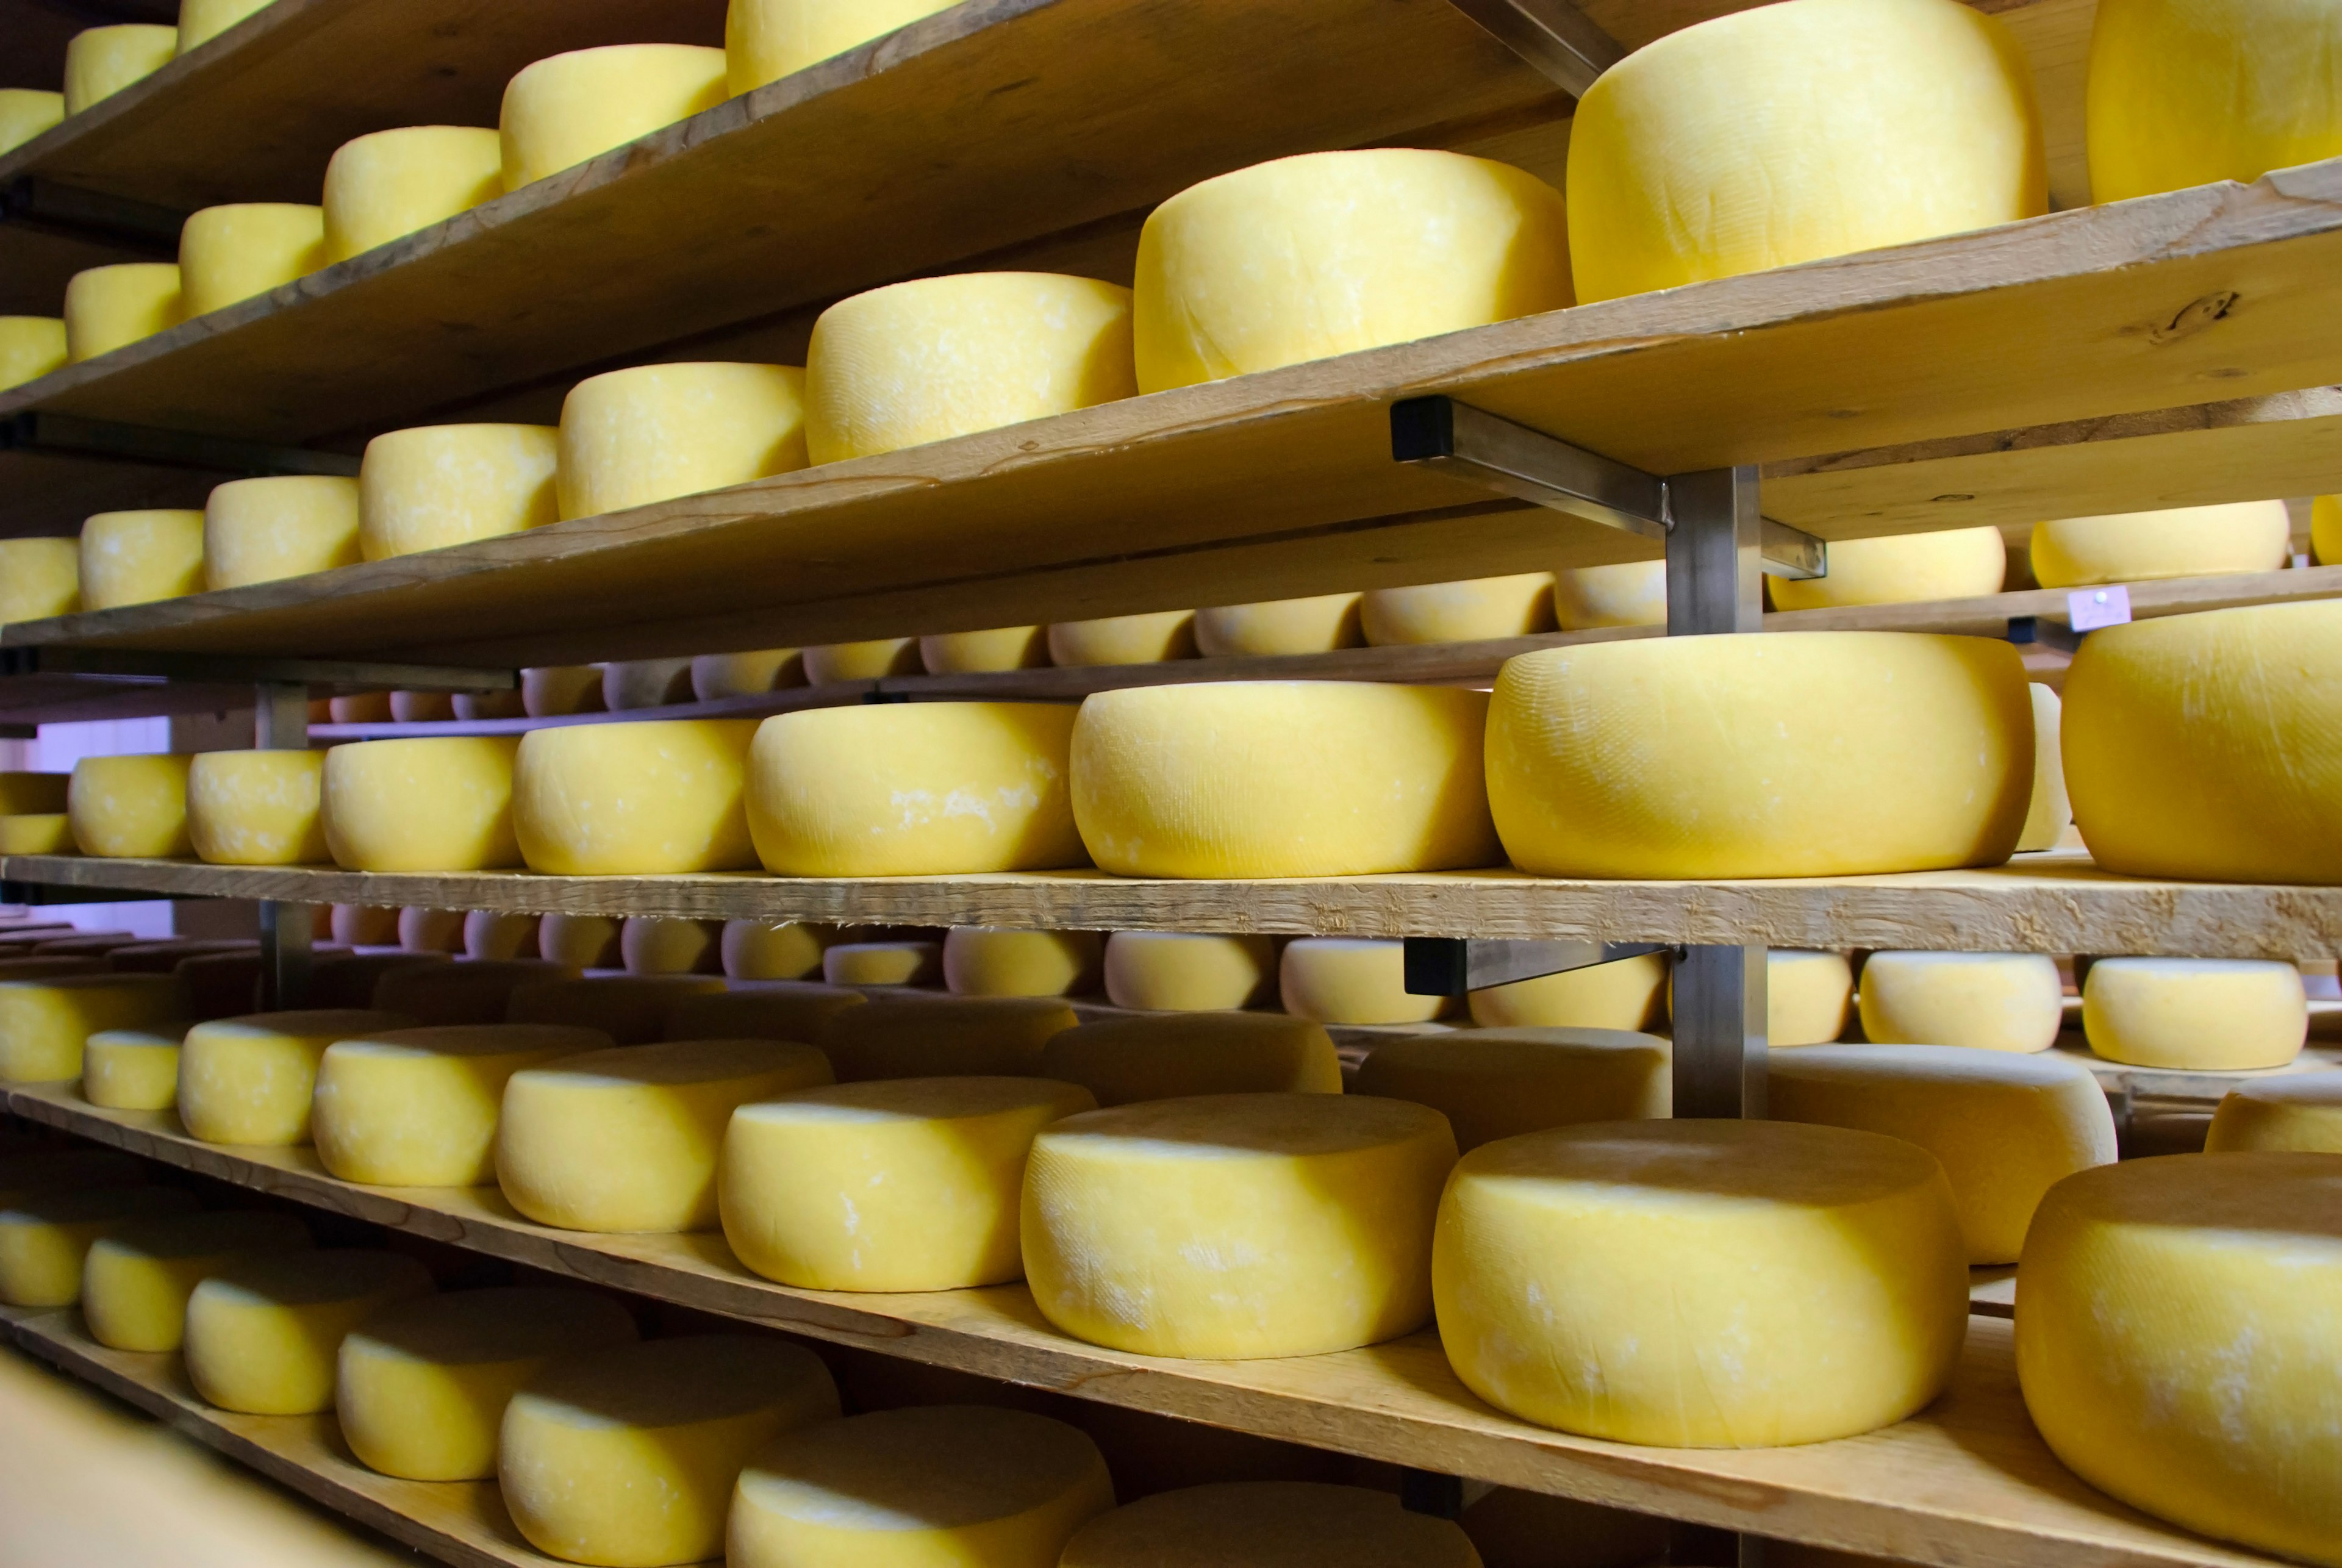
[1770,526,2007,610]
[0,814,74,854]
[1857,951,2061,1053]
[1073,682,1496,877]
[1764,949,1855,1046]
[1062,1482,1477,1568]
[722,1076,1095,1290]
[1193,593,1364,657]
[80,1026,186,1109]
[805,273,1136,463]
[67,754,190,858]
[2016,1153,2342,1563]
[2031,501,2290,587]
[1434,1120,1969,1444]
[748,701,1084,875]
[514,718,757,874]
[2016,682,2072,852]
[185,750,326,865]
[1023,1094,1456,1358]
[202,475,362,589]
[720,920,834,981]
[0,973,184,1081]
[63,264,180,361]
[0,536,79,620]
[0,1149,144,1204]
[1101,931,1272,1011]
[1279,937,1445,1025]
[0,315,67,391]
[1552,560,1664,631]
[1490,632,2032,878]
[823,940,942,987]
[500,45,727,190]
[725,0,959,94]
[359,424,559,559]
[376,958,578,1026]
[1133,149,1571,392]
[81,1209,310,1352]
[1564,0,2044,303]
[314,1023,609,1185]
[176,0,270,52]
[0,1186,196,1307]
[801,638,920,683]
[0,90,63,157]
[668,982,863,1044]
[185,1250,434,1414]
[620,918,721,976]
[1361,574,1553,645]
[557,363,808,520]
[1047,610,1197,667]
[62,24,177,113]
[322,737,522,871]
[463,911,539,962]
[322,126,504,262]
[731,1405,1114,1568]
[79,507,204,609]
[2206,1070,2342,1152]
[943,927,1101,997]
[818,995,1075,1081]
[2082,957,2306,1069]
[692,648,804,698]
[920,626,1048,673]
[1040,1012,1339,1106]
[505,973,723,1043]
[337,1287,639,1481]
[177,203,324,317]
[1355,1028,1669,1150]
[498,1038,831,1231]
[179,1008,414,1146]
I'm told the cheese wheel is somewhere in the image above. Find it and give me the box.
[0,1148,144,1204]
[620,918,722,976]
[81,1026,187,1109]
[2031,501,2290,587]
[1192,594,1364,657]
[667,982,863,1044]
[79,507,204,609]
[332,904,401,946]
[0,772,70,814]
[1133,149,1572,392]
[2082,957,2307,1069]
[1857,951,2062,1053]
[1552,560,1664,631]
[202,475,362,589]
[501,1334,839,1567]
[557,363,808,520]
[0,90,63,156]
[800,638,920,682]
[919,626,1048,674]
[748,701,1084,875]
[1361,575,1555,646]
[1046,610,1197,667]
[514,718,757,875]
[464,911,539,962]
[176,0,271,52]
[314,1023,610,1185]
[731,1405,1115,1568]
[2016,1153,2342,1563]
[337,1287,639,1481]
[322,737,523,871]
[376,958,579,1026]
[497,1038,831,1231]
[179,1008,415,1146]
[1770,526,2008,610]
[63,264,181,361]
[0,536,79,621]
[2317,493,2342,566]
[0,1186,197,1307]
[359,424,559,559]
[1434,1120,1969,1444]
[322,126,504,262]
[1278,937,1446,1025]
[1073,682,1497,877]
[1040,1012,1340,1106]
[395,909,465,955]
[692,648,804,699]
[532,914,621,969]
[0,315,67,390]
[1101,931,1272,1011]
[63,24,177,113]
[725,0,960,94]
[2207,1070,2342,1152]
[81,1209,311,1352]
[500,45,728,191]
[720,920,835,982]
[1764,949,1856,1046]
[184,1250,434,1414]
[818,995,1075,1081]
[2015,682,2072,853]
[1490,632,2032,878]
[506,974,725,1045]
[601,660,693,713]
[185,750,326,865]
[389,689,456,721]
[177,203,325,317]
[1354,1028,1669,1151]
[805,273,1136,464]
[328,693,393,723]
[1024,1094,1456,1358]
[723,1076,1095,1290]
[1062,1482,1477,1568]
[0,973,184,1083]
[0,815,74,854]
[1565,0,2044,303]
[822,940,942,987]
[943,927,1102,997]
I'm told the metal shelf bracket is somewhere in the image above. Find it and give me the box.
[1,412,361,479]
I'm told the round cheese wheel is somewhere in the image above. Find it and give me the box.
[331,904,400,946]
[748,701,1084,875]
[185,1249,434,1414]
[732,1405,1114,1568]
[725,0,959,94]
[0,1186,196,1306]
[202,474,362,589]
[1047,610,1197,666]
[79,507,204,609]
[314,1023,609,1185]
[498,1037,831,1231]
[557,363,808,520]
[1857,950,2062,1053]
[805,273,1136,463]
[376,958,577,1026]
[720,920,835,982]
[337,1287,639,1481]
[1763,948,1855,1046]
[0,90,63,157]
[0,1149,144,1205]
[1361,574,1553,645]
[0,536,79,621]
[322,737,523,872]
[63,24,177,114]
[1278,937,1445,1025]
[505,973,724,1044]
[81,1209,310,1352]
[359,424,559,559]
[514,718,757,874]
[599,657,692,711]
[1024,1094,1456,1358]
[0,814,73,854]
[395,909,465,954]
[944,927,1101,997]
[1133,149,1571,392]
[801,638,920,682]
[68,754,193,857]
[1770,526,2007,610]
[2317,493,2342,566]
[80,1026,187,1109]
[1040,1012,1339,1106]
[0,315,68,392]
[521,668,604,720]
[500,45,728,191]
[2207,1070,2342,1152]
[1490,632,2032,878]
[323,126,504,262]
[389,690,455,721]
[179,1008,415,1146]
[1101,931,1273,1011]
[500,1334,839,1567]
[176,0,270,52]
[2015,682,2072,853]
[1564,0,2044,303]
[1062,1481,1477,1568]
[615,918,718,976]
[667,982,863,1044]
[823,940,942,987]
[2082,957,2306,1069]
[1552,560,1664,631]
[463,911,539,962]
[1192,593,1364,657]
[723,1076,1095,1290]
[2031,500,2290,587]
[185,750,326,865]
[920,626,1048,673]
[1073,682,1497,877]
[177,203,324,317]
[1354,1028,1669,1150]
[2016,1153,2342,1563]
[63,263,181,361]
[818,995,1075,1081]
[692,648,804,699]
[326,692,393,723]
[1435,1120,1969,1444]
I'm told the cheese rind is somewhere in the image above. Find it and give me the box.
[944,927,1102,997]
[396,910,465,954]
[0,535,79,620]
[314,1024,611,1185]
[692,649,803,699]
[823,942,942,987]
[0,92,63,159]
[79,507,204,609]
[1857,951,2063,1054]
[184,1250,435,1414]
[1279,937,1446,1025]
[1046,611,1197,667]
[2030,501,2290,587]
[1764,949,1855,1047]
[667,983,863,1044]
[464,912,539,962]
[68,753,194,857]
[1193,594,1364,657]
[1061,1482,1478,1568]
[2082,958,2306,1069]
[204,475,363,588]
[720,920,835,981]
[179,1009,415,1146]
[2016,683,2072,853]
[187,750,327,865]
[0,974,184,1081]
[176,0,271,52]
[725,0,959,93]
[81,1209,311,1351]
[1552,560,1664,631]
[621,918,723,975]
[1040,1012,1340,1106]
[800,639,920,683]
[920,627,1049,674]
[323,737,523,871]
[1362,574,1553,646]
[500,45,728,190]
[1769,526,2007,610]
[177,203,325,317]
[1101,931,1272,1011]
[63,24,177,114]
[1355,1029,1669,1150]
[2205,1070,2342,1152]
[359,424,559,559]
[535,913,620,969]
[63,263,181,360]
[0,815,73,854]
[515,719,758,874]
[81,1027,187,1109]
[322,126,504,262]
[0,1186,198,1306]
[557,363,808,520]
[818,995,1075,1081]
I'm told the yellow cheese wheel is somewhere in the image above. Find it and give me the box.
[185,1249,434,1414]
[823,940,942,987]
[1073,682,1497,877]
[2016,1153,2342,1563]
[80,1026,186,1109]
[1046,610,1197,667]
[0,536,79,621]
[498,1037,831,1231]
[63,24,177,113]
[1770,526,2008,610]
[600,657,691,711]
[800,638,920,682]
[1062,1482,1478,1568]
[557,362,808,520]
[1857,951,2062,1053]
[723,1076,1095,1290]
[313,1023,609,1185]
[1551,560,1664,631]
[1491,632,2032,878]
[500,45,727,191]
[331,904,400,946]
[0,1148,144,1204]
[2015,682,2072,853]
[1355,1028,1669,1150]
[326,692,393,723]
[1434,1120,1969,1444]
[322,736,522,871]
[0,315,67,390]
[394,909,464,954]
[1024,1094,1456,1358]
[505,973,724,1044]
[818,995,1074,1081]
[919,626,1048,673]
[63,263,181,360]
[1192,593,1364,657]
[323,126,504,262]
[1100,931,1272,1011]
[1361,574,1553,645]
[0,1186,196,1306]
[2206,1070,2342,1152]
[79,507,204,609]
[692,648,804,698]
[0,974,185,1081]
[462,911,539,961]
[202,474,362,588]
[185,750,326,865]
[943,927,1102,997]
[725,0,959,94]
[1133,149,1571,392]
[179,1008,414,1145]
[0,772,70,814]
[359,424,559,559]
[748,701,1084,875]
[177,203,324,317]
[376,958,578,1026]
[337,1286,639,1481]
[1278,937,1445,1025]
[513,718,756,875]
[2082,957,2307,1069]
[0,90,63,156]
[176,0,271,52]
[617,918,719,976]
[720,920,835,981]
[2317,493,2342,565]
[732,1405,1115,1568]
[1761,949,1855,1046]
[67,753,193,858]
[500,1334,839,1567]
[1039,1012,1340,1106]
[0,814,74,854]
[1565,0,2043,304]
[667,982,863,1044]
[81,1209,311,1352]
[2030,500,2290,587]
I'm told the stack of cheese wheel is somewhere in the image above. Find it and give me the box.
[177,203,326,317]
[1192,593,1364,656]
[2091,0,2342,198]
[323,737,522,871]
[185,750,327,865]
[1362,575,1553,646]
[920,626,1048,674]
[0,1185,196,1307]
[720,918,835,981]
[63,24,177,113]
[1041,1012,1339,1105]
[80,508,204,609]
[1278,937,1447,1024]
[359,425,558,559]
[81,1209,311,1351]
[557,362,808,519]
[203,475,363,588]
[185,1249,435,1414]
[313,1023,611,1186]
[2206,1070,2342,1152]
[1770,526,2007,609]
[179,1009,414,1147]
[0,971,184,1082]
[514,719,757,873]
[1047,612,1197,666]
[1552,560,1665,631]
[507,973,722,1042]
[725,0,958,94]
[1061,1483,1478,1568]
[1467,950,1669,1031]
[323,126,504,262]
[0,536,79,621]
[499,45,728,190]
[1858,951,2063,1053]
[2032,501,2290,586]
[2082,958,2307,1069]
[942,926,1102,997]
[1355,1028,1670,1150]
[63,264,181,360]
[818,995,1075,1080]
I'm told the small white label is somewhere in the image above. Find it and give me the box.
[2068,585,2132,632]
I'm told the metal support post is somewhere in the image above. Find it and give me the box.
[254,682,311,1010]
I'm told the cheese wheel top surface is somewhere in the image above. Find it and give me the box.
[1042,1012,1341,1106]
[513,1332,834,1429]
[735,1404,1112,1533]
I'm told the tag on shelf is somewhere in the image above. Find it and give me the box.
[2067,585,2132,632]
